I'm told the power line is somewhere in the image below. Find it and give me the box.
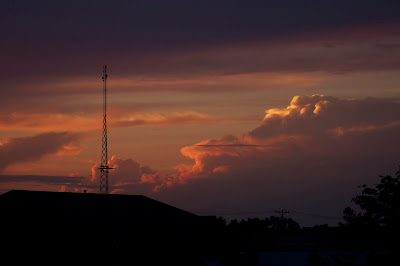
[190,210,276,216]
[288,210,342,220]
[275,209,289,220]
[189,209,342,220]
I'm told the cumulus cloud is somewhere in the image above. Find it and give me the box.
[89,155,156,194]
[95,95,400,195]
[0,132,83,172]
[185,94,400,174]
[137,95,398,224]
[249,95,400,139]
[57,94,400,225]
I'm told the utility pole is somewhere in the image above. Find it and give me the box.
[275,209,289,231]
[99,65,114,194]
[275,209,289,220]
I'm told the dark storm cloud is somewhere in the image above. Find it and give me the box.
[0,132,82,172]
[2,0,400,82]
[4,0,399,42]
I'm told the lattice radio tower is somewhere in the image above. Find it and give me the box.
[99,65,113,194]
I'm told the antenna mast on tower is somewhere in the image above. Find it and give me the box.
[99,65,113,194]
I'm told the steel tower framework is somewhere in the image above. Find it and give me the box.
[99,65,113,194]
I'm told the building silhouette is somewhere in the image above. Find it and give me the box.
[1,190,218,265]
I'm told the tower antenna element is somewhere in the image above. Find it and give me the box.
[99,64,113,194]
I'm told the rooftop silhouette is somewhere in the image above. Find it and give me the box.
[1,190,215,265]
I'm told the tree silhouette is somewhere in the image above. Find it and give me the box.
[342,166,400,232]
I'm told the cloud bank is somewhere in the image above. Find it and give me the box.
[0,111,229,132]
[75,95,400,224]
[82,95,400,193]
[143,95,400,190]
[88,155,156,194]
[0,132,83,172]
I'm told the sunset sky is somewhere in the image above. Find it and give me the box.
[1,0,400,225]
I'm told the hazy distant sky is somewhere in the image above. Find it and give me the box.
[1,0,400,225]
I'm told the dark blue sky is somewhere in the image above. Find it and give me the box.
[2,0,400,79]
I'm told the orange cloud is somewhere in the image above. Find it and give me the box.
[112,111,230,127]
[69,172,81,177]
[0,113,98,132]
[263,94,336,120]
[26,71,325,95]
[0,111,229,132]
[328,121,400,138]
[54,144,85,156]
[90,155,156,194]
[145,94,400,191]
